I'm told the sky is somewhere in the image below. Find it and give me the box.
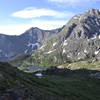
[0,0,100,35]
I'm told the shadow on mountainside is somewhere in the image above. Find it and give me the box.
[39,66,100,79]
[0,62,100,100]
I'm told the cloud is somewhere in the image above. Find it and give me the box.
[31,20,66,29]
[0,24,32,35]
[49,0,80,3]
[49,0,100,3]
[11,7,75,19]
[0,20,67,35]
[48,0,100,6]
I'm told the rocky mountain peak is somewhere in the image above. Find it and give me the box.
[0,26,62,61]
[65,8,100,40]
[29,27,41,30]
[24,27,41,34]
[86,9,100,16]
[30,9,100,65]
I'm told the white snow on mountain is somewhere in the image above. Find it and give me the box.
[95,50,100,55]
[84,49,88,53]
[40,45,45,49]
[62,49,66,54]
[63,40,68,46]
[53,42,57,46]
[46,49,56,54]
[27,42,39,49]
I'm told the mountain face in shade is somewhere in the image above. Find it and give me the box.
[18,9,100,67]
[0,27,62,61]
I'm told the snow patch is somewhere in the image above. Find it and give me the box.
[78,57,81,60]
[63,40,68,46]
[46,49,56,54]
[78,52,80,55]
[73,16,78,19]
[27,42,31,47]
[98,35,100,39]
[24,49,28,53]
[54,56,57,62]
[35,73,43,77]
[27,42,39,49]
[95,50,100,55]
[73,15,80,20]
[84,49,87,53]
[91,34,97,40]
[40,45,45,49]
[67,55,70,58]
[96,20,100,26]
[87,39,90,42]
[53,42,57,46]
[62,49,66,54]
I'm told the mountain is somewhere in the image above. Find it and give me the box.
[1,9,100,99]
[16,9,100,67]
[0,27,62,61]
[0,61,100,100]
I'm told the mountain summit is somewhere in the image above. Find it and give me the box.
[20,9,100,67]
[0,27,62,61]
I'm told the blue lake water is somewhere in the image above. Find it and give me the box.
[27,66,46,71]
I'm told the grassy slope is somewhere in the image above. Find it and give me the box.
[58,61,100,70]
[0,62,100,100]
[9,54,31,67]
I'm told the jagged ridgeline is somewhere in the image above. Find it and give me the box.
[0,27,62,61]
[10,9,100,67]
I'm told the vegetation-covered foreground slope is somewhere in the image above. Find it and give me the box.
[0,62,100,100]
[58,61,100,70]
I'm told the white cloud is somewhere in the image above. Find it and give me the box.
[11,7,75,19]
[0,24,32,35]
[48,0,100,6]
[0,20,67,35]
[31,20,66,29]
[49,0,80,3]
[49,0,100,3]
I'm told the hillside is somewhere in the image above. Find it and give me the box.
[12,9,100,68]
[0,62,100,100]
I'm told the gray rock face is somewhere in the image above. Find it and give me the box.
[61,9,100,61]
[36,9,100,63]
[0,27,61,61]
